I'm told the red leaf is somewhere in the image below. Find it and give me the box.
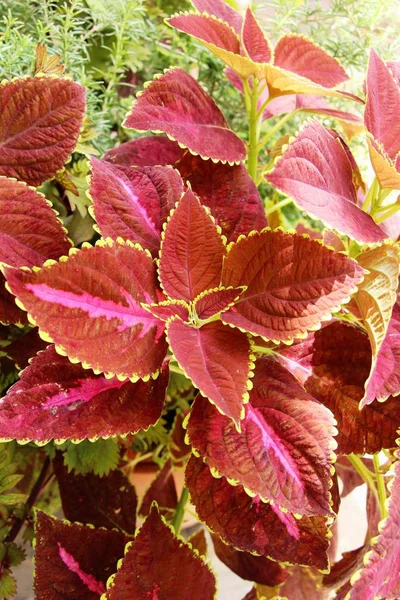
[143,300,190,323]
[0,77,85,186]
[159,189,226,302]
[274,35,348,88]
[277,566,326,600]
[211,534,286,586]
[0,177,71,268]
[89,158,183,256]
[266,121,386,243]
[139,459,178,518]
[176,153,267,242]
[170,412,191,467]
[278,321,400,454]
[347,452,400,600]
[0,274,27,325]
[365,49,400,161]
[335,456,373,498]
[191,0,243,33]
[241,8,273,63]
[186,456,332,570]
[105,505,216,599]
[54,454,137,534]
[221,228,364,342]
[124,68,246,163]
[0,345,168,443]
[34,510,126,600]
[104,135,184,167]
[168,13,240,55]
[363,301,400,405]
[187,358,337,516]
[194,286,245,319]
[323,546,366,592]
[5,241,167,380]
[5,327,47,368]
[167,320,252,425]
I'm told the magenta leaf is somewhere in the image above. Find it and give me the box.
[104,135,184,167]
[124,68,246,163]
[159,189,226,302]
[54,454,137,533]
[168,13,240,55]
[187,357,337,516]
[211,534,286,586]
[0,345,168,443]
[105,505,216,599]
[89,158,183,256]
[278,321,400,454]
[274,35,348,88]
[220,227,364,342]
[5,241,167,380]
[139,459,178,518]
[0,176,71,269]
[191,0,243,33]
[194,287,245,319]
[34,510,127,600]
[186,456,333,570]
[241,8,273,63]
[347,451,400,600]
[176,153,267,242]
[266,121,387,243]
[167,320,253,425]
[0,77,85,186]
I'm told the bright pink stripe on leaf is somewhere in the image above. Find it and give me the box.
[44,376,126,409]
[58,543,106,595]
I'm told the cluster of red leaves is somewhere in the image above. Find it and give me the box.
[0,1,400,599]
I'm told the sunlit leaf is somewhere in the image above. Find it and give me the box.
[191,0,243,32]
[241,8,273,63]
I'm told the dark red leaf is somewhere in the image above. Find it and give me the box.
[5,241,167,380]
[0,274,27,325]
[194,286,245,319]
[34,510,126,600]
[124,68,246,163]
[186,456,332,570]
[104,136,184,167]
[105,505,216,599]
[0,77,85,186]
[159,189,226,302]
[187,358,337,516]
[143,300,190,323]
[139,459,178,518]
[167,320,253,425]
[0,345,168,443]
[5,328,47,369]
[54,454,137,534]
[176,153,267,242]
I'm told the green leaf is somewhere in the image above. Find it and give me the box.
[61,439,120,477]
[0,573,16,599]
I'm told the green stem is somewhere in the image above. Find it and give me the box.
[247,80,261,182]
[373,454,388,519]
[265,197,293,216]
[361,177,379,212]
[375,203,400,223]
[347,454,379,507]
[253,345,275,356]
[258,112,295,149]
[168,363,186,376]
[172,487,189,535]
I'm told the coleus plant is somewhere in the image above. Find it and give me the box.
[0,1,400,599]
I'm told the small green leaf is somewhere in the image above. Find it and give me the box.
[0,573,17,599]
[61,439,120,477]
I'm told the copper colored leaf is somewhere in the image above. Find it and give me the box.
[188,529,207,557]
[104,135,184,167]
[366,137,400,190]
[139,459,178,518]
[347,452,400,600]
[353,245,400,407]
[276,567,326,600]
[0,177,71,269]
[159,189,226,302]
[266,121,386,243]
[54,454,137,533]
[221,228,364,342]
[186,456,332,570]
[0,77,85,186]
[34,510,127,600]
[89,158,183,256]
[124,68,246,163]
[241,8,273,63]
[143,300,190,323]
[194,287,245,319]
[176,153,267,242]
[0,345,168,443]
[5,241,167,380]
[278,321,400,454]
[105,505,216,600]
[211,534,286,586]
[191,0,242,32]
[187,358,336,516]
[274,35,348,88]
[167,320,252,425]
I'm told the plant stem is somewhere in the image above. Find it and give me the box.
[247,79,261,183]
[361,177,378,212]
[265,197,293,216]
[258,111,295,149]
[373,454,388,519]
[168,363,186,376]
[172,487,189,535]
[5,456,51,543]
[347,454,379,507]
[375,203,400,223]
